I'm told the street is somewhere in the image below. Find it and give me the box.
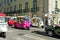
[0,27,60,40]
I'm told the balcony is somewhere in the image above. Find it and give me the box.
[17,10,22,13]
[23,9,30,13]
[31,7,39,12]
[13,10,17,14]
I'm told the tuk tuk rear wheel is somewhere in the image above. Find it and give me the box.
[47,31,53,37]
[14,26,17,28]
[1,32,6,38]
[26,27,30,30]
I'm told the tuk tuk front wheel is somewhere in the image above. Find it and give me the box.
[1,32,6,38]
[26,27,30,30]
[47,31,53,37]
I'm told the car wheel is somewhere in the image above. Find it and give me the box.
[47,31,53,37]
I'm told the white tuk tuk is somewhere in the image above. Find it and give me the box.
[0,12,8,38]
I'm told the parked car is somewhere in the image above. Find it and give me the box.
[14,16,30,30]
[45,25,60,36]
[31,17,44,28]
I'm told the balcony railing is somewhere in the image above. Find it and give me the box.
[23,9,30,13]
[17,10,22,13]
[31,7,39,12]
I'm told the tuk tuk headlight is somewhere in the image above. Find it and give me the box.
[3,24,7,27]
[4,25,6,27]
[2,25,5,27]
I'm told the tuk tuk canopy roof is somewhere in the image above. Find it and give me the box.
[17,16,25,18]
[0,12,5,16]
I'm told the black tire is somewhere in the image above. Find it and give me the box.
[27,27,30,30]
[14,26,17,28]
[9,24,12,26]
[47,31,53,37]
[30,25,32,27]
[31,24,33,27]
[1,32,6,38]
[3,33,6,38]
[41,26,44,28]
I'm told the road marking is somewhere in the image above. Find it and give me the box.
[23,34,47,40]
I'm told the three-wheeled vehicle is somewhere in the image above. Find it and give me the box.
[0,12,8,38]
[31,17,44,28]
[45,25,60,37]
[14,16,30,30]
[8,16,16,26]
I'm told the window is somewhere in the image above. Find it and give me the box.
[0,3,1,7]
[33,0,37,8]
[55,1,58,13]
[7,8,9,12]
[55,1,58,9]
[4,8,6,12]
[14,0,16,1]
[25,2,29,12]
[14,5,16,11]
[19,4,22,13]
[7,0,10,6]
[25,2,28,9]
[7,0,9,3]
[32,0,37,12]
[4,0,6,5]
[10,7,12,11]
[23,18,29,21]
[10,0,12,2]
[18,4,22,13]
[14,5,16,13]
[19,4,22,10]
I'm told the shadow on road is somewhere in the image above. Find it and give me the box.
[18,33,25,36]
[0,35,4,38]
[31,31,60,39]
[10,27,29,30]
[31,31,47,36]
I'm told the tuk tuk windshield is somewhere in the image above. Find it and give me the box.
[0,17,6,23]
[23,18,29,21]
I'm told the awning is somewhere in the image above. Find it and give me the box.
[0,12,5,16]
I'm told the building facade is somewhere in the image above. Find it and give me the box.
[1,0,60,25]
[0,0,48,19]
[46,0,60,25]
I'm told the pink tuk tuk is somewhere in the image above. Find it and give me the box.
[14,16,30,30]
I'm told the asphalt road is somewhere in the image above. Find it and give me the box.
[0,27,60,40]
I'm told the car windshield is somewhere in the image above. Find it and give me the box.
[0,17,6,23]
